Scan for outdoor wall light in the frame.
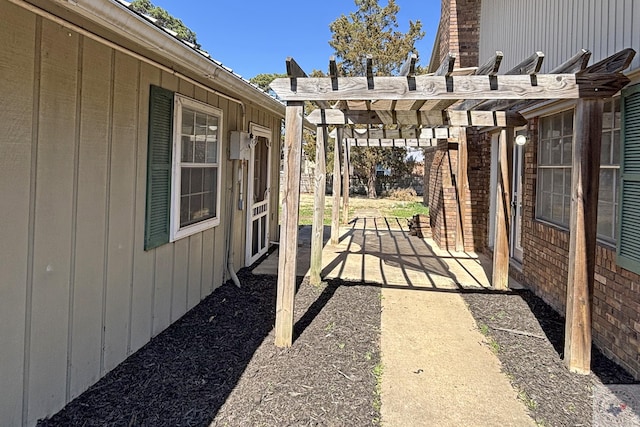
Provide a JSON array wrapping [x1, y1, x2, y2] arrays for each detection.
[[515, 134, 527, 146]]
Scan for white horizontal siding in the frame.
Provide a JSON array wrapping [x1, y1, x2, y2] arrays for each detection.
[[479, 0, 640, 73]]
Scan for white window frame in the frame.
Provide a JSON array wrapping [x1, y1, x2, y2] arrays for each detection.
[[170, 94, 223, 242], [597, 96, 621, 244], [536, 109, 574, 228], [535, 100, 621, 244]]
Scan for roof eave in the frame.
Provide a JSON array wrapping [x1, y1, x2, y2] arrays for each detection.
[[47, 0, 287, 118]]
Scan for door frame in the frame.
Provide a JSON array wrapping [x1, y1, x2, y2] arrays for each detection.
[[510, 128, 526, 263], [245, 123, 272, 266]]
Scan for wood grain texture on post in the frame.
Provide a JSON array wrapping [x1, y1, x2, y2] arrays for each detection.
[[275, 102, 304, 347]]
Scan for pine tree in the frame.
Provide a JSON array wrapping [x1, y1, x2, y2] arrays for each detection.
[[328, 0, 424, 197], [130, 0, 200, 48]]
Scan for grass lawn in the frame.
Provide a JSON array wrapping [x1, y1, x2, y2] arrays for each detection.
[[287, 193, 429, 225]]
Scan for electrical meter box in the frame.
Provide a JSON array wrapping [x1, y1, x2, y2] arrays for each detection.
[[229, 131, 251, 160]]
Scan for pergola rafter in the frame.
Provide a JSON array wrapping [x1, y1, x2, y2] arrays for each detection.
[[270, 48, 636, 376]]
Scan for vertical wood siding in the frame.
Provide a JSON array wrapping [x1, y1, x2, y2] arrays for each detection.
[[0, 2, 34, 425], [0, 3, 282, 425], [479, 0, 640, 73]]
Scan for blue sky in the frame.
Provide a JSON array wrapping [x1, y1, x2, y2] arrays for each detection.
[[148, 0, 441, 79]]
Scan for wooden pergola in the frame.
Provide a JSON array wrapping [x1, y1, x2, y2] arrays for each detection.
[[269, 48, 635, 374]]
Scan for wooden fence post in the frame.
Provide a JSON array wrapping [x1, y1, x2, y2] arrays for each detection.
[[331, 129, 342, 244], [275, 102, 304, 347], [564, 99, 603, 373], [492, 128, 513, 290], [342, 128, 350, 224], [310, 126, 327, 285], [456, 128, 468, 251]]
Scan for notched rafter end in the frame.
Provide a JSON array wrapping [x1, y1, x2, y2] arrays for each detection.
[[505, 51, 544, 76], [476, 51, 503, 76], [580, 48, 636, 74], [400, 52, 418, 77], [329, 56, 339, 91], [435, 52, 457, 77]]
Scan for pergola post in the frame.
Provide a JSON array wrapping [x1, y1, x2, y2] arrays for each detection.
[[564, 99, 604, 373], [330, 128, 342, 244], [342, 129, 350, 224], [275, 101, 304, 347], [310, 125, 327, 286], [456, 127, 469, 251], [492, 128, 513, 290]]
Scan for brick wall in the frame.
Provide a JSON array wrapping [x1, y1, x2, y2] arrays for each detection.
[[430, 0, 640, 376], [428, 130, 487, 252], [514, 118, 640, 379], [467, 129, 491, 251], [437, 0, 481, 67], [429, 140, 457, 249], [454, 0, 481, 67]]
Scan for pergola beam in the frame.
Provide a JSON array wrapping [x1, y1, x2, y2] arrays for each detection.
[[286, 56, 331, 110], [343, 127, 456, 139], [307, 108, 527, 127], [347, 138, 441, 147], [273, 74, 589, 101]]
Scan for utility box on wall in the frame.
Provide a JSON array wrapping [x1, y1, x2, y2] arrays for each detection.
[[229, 131, 251, 160]]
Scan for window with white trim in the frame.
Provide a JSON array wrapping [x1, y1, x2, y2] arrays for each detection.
[[536, 98, 621, 243], [598, 97, 621, 242], [536, 110, 573, 226], [171, 95, 222, 241]]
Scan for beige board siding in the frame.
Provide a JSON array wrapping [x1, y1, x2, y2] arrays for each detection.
[[129, 63, 160, 355], [207, 92, 229, 291], [270, 116, 282, 244], [187, 233, 203, 310], [27, 19, 78, 426], [69, 38, 111, 401], [1, 3, 283, 424], [151, 72, 179, 337], [103, 51, 138, 374], [0, 1, 35, 424], [479, 0, 640, 73]]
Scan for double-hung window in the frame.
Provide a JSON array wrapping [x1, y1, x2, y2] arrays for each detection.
[[598, 97, 621, 242], [536, 99, 620, 243], [171, 95, 222, 241], [144, 86, 222, 250], [536, 110, 574, 226]]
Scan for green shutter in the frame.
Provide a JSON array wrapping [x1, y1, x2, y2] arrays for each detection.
[[617, 83, 640, 273], [144, 85, 174, 250]]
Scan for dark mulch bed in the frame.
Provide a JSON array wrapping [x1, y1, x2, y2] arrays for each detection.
[[38, 271, 381, 427], [462, 289, 638, 427]]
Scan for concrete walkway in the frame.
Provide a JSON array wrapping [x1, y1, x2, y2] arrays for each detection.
[[252, 216, 535, 426]]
